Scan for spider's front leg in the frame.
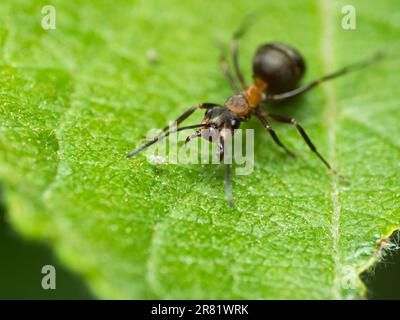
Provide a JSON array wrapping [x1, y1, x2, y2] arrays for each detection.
[[160, 103, 218, 133], [217, 137, 234, 207]]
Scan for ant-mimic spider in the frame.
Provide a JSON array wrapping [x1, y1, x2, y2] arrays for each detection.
[[128, 21, 381, 206]]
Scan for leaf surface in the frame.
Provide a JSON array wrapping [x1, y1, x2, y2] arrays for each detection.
[[0, 0, 399, 299]]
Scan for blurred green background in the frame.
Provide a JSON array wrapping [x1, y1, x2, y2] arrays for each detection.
[[0, 192, 94, 299], [0, 194, 399, 299]]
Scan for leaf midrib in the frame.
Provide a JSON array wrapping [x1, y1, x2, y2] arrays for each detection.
[[318, 0, 343, 299]]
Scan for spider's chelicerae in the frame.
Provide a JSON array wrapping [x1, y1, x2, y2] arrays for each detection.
[[128, 25, 381, 206]]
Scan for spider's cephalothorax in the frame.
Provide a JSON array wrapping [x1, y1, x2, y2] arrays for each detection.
[[224, 77, 266, 118], [128, 25, 380, 205], [201, 106, 241, 140], [183, 106, 241, 159]]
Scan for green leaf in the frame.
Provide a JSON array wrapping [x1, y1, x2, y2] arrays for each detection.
[[0, 0, 399, 299]]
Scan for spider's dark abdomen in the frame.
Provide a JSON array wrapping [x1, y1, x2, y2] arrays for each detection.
[[252, 42, 306, 94]]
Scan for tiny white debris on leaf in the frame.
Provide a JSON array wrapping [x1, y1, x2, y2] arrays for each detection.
[[147, 49, 158, 62], [148, 154, 166, 164]]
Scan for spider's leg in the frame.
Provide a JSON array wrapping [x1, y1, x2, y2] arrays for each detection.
[[161, 103, 218, 133], [266, 52, 384, 101], [217, 137, 234, 206], [184, 130, 201, 147], [225, 163, 233, 207], [255, 110, 296, 158], [230, 34, 248, 89], [267, 112, 344, 178], [219, 51, 241, 93], [127, 124, 209, 158]]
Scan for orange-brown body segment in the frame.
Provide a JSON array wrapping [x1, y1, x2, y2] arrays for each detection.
[[224, 77, 268, 118], [245, 77, 268, 108]]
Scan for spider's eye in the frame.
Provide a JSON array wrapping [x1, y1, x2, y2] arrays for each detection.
[[205, 108, 213, 116], [231, 118, 240, 129]]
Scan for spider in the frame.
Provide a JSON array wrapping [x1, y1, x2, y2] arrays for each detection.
[[127, 26, 381, 206]]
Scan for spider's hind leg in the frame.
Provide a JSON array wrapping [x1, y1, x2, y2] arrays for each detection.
[[267, 112, 347, 181]]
